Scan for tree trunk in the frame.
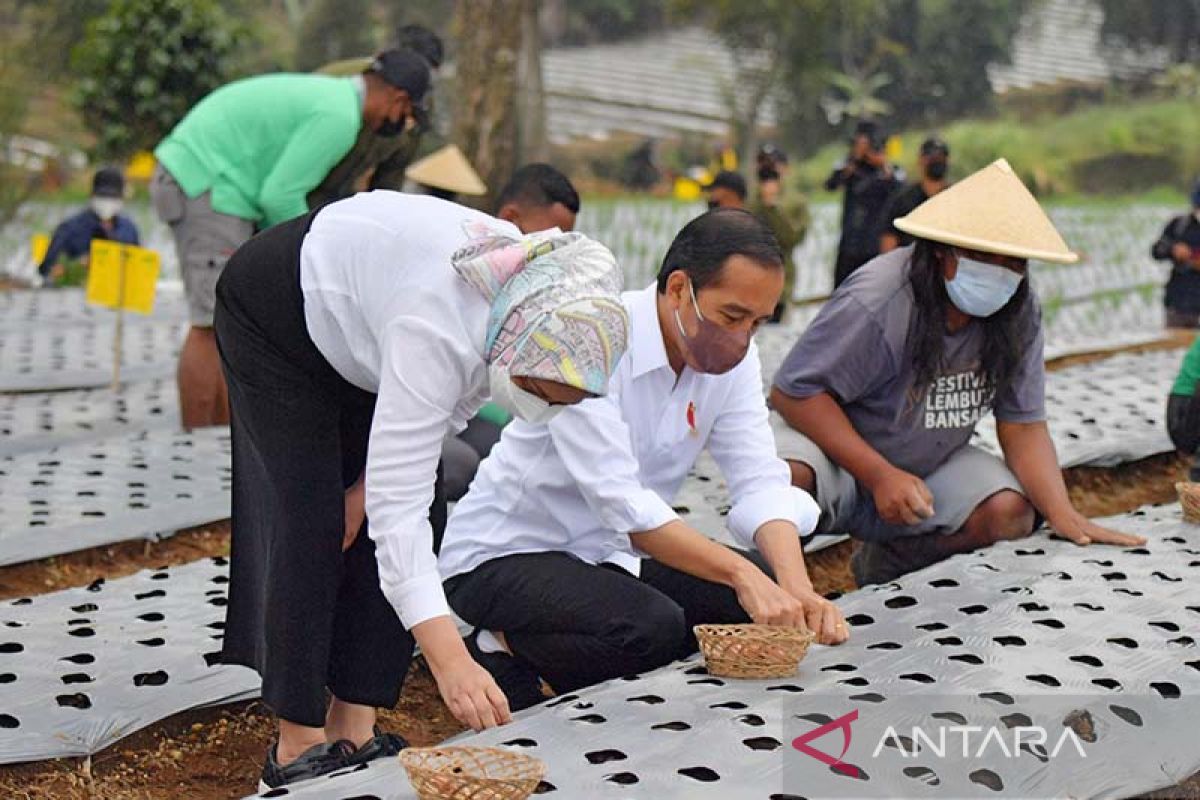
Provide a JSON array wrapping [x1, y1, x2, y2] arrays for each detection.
[[516, 0, 547, 164], [451, 0, 523, 209]]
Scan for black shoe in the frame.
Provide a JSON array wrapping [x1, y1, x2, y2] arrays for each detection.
[[346, 726, 408, 766], [258, 739, 354, 792], [465, 629, 546, 712]]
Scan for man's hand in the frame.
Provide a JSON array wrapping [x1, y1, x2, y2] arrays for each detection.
[[415, 616, 512, 732], [780, 579, 848, 645], [868, 467, 935, 526], [1048, 510, 1146, 547], [1172, 242, 1192, 263], [731, 562, 806, 628], [343, 478, 366, 551]]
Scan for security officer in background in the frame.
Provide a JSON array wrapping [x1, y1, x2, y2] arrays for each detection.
[[824, 120, 902, 287], [309, 24, 444, 210], [753, 144, 808, 322], [880, 136, 951, 253], [1152, 179, 1200, 329]]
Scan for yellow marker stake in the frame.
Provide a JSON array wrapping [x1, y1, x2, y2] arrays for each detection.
[[31, 233, 49, 266], [85, 240, 161, 389]]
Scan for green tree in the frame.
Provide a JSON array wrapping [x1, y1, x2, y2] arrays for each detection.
[[1098, 0, 1200, 65], [0, 1, 38, 226], [72, 0, 243, 159]]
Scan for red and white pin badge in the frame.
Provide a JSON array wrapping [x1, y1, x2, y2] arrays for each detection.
[[686, 401, 698, 435]]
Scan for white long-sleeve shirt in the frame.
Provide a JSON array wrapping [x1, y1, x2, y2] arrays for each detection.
[[300, 191, 520, 629], [438, 283, 820, 580]]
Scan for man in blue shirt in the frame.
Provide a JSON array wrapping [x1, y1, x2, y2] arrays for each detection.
[[37, 167, 140, 283]]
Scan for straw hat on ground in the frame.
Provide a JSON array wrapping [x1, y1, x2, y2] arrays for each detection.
[[406, 144, 488, 196], [894, 158, 1078, 264]]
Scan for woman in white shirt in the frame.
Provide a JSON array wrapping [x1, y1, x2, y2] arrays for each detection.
[[439, 210, 848, 712], [212, 192, 628, 791]]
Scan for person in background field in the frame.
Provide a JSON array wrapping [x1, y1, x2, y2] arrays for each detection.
[[880, 136, 951, 253], [771, 159, 1146, 587], [310, 24, 445, 209], [752, 144, 809, 323], [37, 166, 139, 284], [703, 170, 747, 211], [150, 49, 431, 430], [1151, 179, 1200, 329], [825, 120, 902, 288], [1166, 335, 1200, 481], [439, 210, 848, 713], [440, 163, 583, 501], [214, 190, 629, 791]]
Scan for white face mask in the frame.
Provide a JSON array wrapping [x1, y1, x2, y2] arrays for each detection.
[[943, 254, 1024, 318], [488, 364, 564, 425], [91, 197, 123, 220]]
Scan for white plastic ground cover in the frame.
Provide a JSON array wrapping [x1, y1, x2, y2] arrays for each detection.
[[0, 426, 231, 566], [972, 348, 1180, 468], [0, 378, 179, 456], [260, 503, 1200, 799], [0, 316, 182, 392], [0, 556, 259, 765], [0, 287, 188, 332]]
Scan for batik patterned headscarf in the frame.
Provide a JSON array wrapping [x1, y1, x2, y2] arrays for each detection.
[[451, 225, 629, 396]]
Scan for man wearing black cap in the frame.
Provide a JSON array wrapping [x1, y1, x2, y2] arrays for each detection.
[[879, 136, 952, 253], [309, 24, 445, 209], [704, 170, 748, 210], [1152, 179, 1200, 329], [824, 120, 902, 287], [36, 166, 140, 284], [151, 49, 430, 429]]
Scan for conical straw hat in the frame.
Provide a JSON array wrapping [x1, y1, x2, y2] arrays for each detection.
[[405, 145, 488, 196], [894, 158, 1078, 264]]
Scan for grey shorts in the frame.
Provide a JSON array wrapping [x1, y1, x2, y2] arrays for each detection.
[[150, 165, 254, 327], [774, 422, 1024, 543]]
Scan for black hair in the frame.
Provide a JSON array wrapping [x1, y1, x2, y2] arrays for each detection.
[[495, 163, 581, 214], [656, 209, 783, 293], [398, 24, 444, 68], [906, 239, 1033, 397]]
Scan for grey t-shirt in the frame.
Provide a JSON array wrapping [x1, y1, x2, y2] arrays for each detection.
[[773, 247, 1045, 477]]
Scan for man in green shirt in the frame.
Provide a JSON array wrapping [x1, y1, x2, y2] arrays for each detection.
[[150, 50, 430, 429], [1168, 336, 1200, 480], [308, 24, 445, 210]]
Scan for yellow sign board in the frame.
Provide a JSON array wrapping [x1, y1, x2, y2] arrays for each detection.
[[85, 240, 160, 315], [31, 233, 49, 265]]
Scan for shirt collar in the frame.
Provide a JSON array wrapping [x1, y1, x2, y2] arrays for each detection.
[[350, 75, 366, 110], [627, 283, 672, 379]]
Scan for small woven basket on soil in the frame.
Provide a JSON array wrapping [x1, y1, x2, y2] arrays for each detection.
[[400, 746, 546, 800], [694, 623, 816, 679], [1177, 481, 1200, 523]]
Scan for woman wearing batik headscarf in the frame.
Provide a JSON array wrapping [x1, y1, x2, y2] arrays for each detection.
[[213, 191, 629, 793]]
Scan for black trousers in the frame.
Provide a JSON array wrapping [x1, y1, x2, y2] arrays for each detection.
[[214, 212, 446, 727], [444, 548, 771, 694]]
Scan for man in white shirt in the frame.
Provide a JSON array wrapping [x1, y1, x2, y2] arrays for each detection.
[[439, 209, 849, 710]]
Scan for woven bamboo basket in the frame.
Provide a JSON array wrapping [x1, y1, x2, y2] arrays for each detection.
[[1177, 481, 1200, 523], [400, 746, 546, 800], [694, 623, 816, 679]]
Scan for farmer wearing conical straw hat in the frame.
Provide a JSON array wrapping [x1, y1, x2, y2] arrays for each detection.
[[771, 159, 1147, 586]]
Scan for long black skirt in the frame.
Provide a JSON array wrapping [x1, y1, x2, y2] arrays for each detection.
[[213, 211, 446, 727]]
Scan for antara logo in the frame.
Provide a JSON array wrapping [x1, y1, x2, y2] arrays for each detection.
[[791, 708, 1088, 775]]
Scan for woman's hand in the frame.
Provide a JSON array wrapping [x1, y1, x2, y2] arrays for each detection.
[[343, 477, 366, 551], [413, 616, 512, 732]]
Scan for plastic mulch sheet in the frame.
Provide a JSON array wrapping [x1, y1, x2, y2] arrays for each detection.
[[0, 426, 231, 566], [258, 503, 1200, 799], [0, 557, 259, 765]]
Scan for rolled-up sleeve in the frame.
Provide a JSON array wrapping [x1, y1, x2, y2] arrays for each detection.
[[366, 316, 475, 629], [549, 391, 679, 535], [711, 344, 820, 547]]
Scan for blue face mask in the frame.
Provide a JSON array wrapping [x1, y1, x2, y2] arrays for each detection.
[[943, 254, 1024, 318]]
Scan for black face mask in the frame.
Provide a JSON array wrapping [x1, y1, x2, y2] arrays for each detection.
[[375, 114, 408, 138], [925, 160, 948, 180]]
